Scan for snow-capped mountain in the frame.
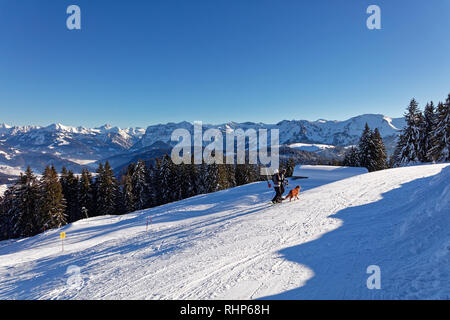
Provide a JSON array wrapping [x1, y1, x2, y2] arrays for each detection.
[[2, 123, 145, 151], [0, 114, 405, 177], [0, 123, 145, 172], [135, 114, 404, 148]]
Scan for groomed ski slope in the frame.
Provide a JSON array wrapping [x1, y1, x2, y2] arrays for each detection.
[[0, 164, 449, 300]]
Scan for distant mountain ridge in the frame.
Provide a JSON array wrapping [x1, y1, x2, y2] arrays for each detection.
[[0, 114, 405, 177], [133, 114, 404, 149]]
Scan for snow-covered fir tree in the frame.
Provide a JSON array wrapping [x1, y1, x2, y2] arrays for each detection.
[[186, 160, 200, 197], [121, 164, 136, 214], [196, 161, 209, 195], [132, 159, 151, 210], [421, 102, 436, 162], [205, 161, 220, 193], [177, 163, 194, 199], [358, 123, 374, 171], [225, 163, 237, 189], [370, 128, 387, 171], [159, 154, 179, 204], [11, 167, 40, 238], [151, 158, 164, 206], [60, 168, 81, 223], [428, 96, 450, 162], [39, 165, 67, 231], [343, 146, 360, 167], [79, 168, 94, 218], [95, 161, 120, 215], [284, 158, 296, 177], [0, 187, 15, 240], [345, 125, 386, 171], [395, 99, 424, 166]]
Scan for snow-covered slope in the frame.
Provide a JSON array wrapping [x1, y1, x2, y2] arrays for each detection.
[[293, 165, 369, 188], [0, 184, 7, 197], [289, 143, 338, 152], [1, 163, 449, 300]]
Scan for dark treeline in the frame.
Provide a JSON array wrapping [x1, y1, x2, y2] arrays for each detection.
[[342, 124, 387, 172], [343, 93, 450, 171], [393, 94, 450, 166], [0, 155, 296, 240]]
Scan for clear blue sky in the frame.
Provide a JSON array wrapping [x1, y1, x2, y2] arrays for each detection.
[[0, 0, 449, 128]]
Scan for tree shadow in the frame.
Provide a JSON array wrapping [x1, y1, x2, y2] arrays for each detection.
[[261, 166, 450, 300]]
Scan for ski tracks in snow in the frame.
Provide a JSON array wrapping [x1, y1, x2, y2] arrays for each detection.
[[1, 164, 449, 299]]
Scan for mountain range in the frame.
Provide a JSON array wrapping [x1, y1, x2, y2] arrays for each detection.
[[0, 114, 405, 181]]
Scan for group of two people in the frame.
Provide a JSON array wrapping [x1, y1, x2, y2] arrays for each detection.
[[271, 168, 288, 204]]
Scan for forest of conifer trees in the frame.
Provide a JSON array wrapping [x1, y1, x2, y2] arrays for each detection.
[[1, 94, 448, 241], [343, 93, 449, 171], [342, 123, 388, 172], [393, 94, 450, 166], [0, 155, 296, 240]]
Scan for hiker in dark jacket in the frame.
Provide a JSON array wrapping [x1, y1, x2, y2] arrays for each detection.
[[271, 169, 287, 203]]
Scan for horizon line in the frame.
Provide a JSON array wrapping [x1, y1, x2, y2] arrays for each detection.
[[1, 113, 404, 130]]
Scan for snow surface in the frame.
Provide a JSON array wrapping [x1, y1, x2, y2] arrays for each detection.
[[0, 150, 12, 160], [0, 184, 7, 197], [288, 143, 336, 152], [0, 165, 23, 176], [293, 165, 368, 184], [65, 159, 98, 167], [0, 164, 449, 300]]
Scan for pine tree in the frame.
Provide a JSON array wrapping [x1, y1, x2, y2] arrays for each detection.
[[9, 167, 40, 238], [225, 163, 236, 188], [428, 96, 450, 161], [0, 186, 17, 240], [421, 102, 436, 162], [79, 169, 94, 218], [159, 154, 178, 203], [61, 169, 81, 223], [121, 170, 136, 213], [60, 167, 69, 192], [151, 158, 164, 205], [92, 163, 103, 216], [358, 123, 374, 171], [216, 163, 230, 191], [95, 161, 120, 215], [248, 163, 259, 183], [197, 162, 209, 194], [392, 133, 406, 167], [343, 146, 360, 167], [205, 162, 220, 192], [234, 163, 247, 186], [395, 99, 424, 166], [146, 163, 157, 207], [132, 160, 151, 210], [39, 165, 67, 231], [187, 160, 200, 197], [285, 158, 296, 177], [177, 163, 194, 199], [371, 128, 387, 171]]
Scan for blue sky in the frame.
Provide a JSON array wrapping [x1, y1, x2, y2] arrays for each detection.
[[0, 0, 449, 128]]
